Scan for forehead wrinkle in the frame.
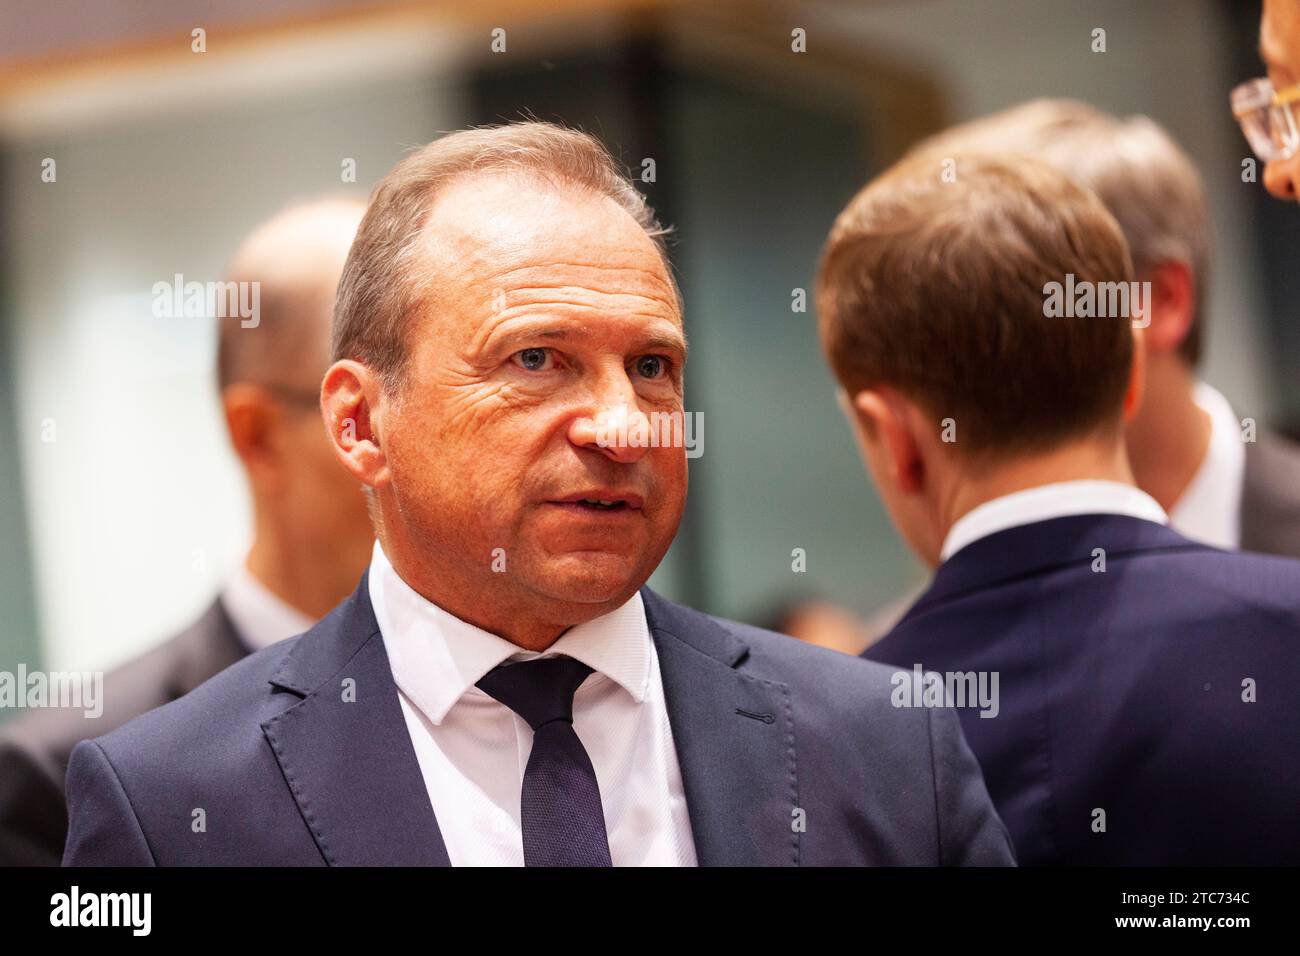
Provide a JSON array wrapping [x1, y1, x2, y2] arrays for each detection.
[[499, 288, 679, 320], [466, 256, 681, 356], [486, 258, 677, 304], [426, 250, 678, 337]]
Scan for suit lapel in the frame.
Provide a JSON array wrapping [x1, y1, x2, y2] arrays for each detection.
[[261, 574, 451, 866], [642, 589, 800, 866], [257, 577, 801, 866]]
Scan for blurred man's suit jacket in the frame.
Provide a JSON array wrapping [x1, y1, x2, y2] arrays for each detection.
[[62, 577, 1015, 866], [862, 427, 1300, 646], [0, 601, 245, 865], [1242, 429, 1300, 558], [864, 511, 1300, 865]]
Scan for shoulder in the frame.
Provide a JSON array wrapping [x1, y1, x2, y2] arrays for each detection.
[[0, 600, 244, 771], [87, 634, 303, 777], [1243, 430, 1300, 554], [642, 589, 913, 718], [1246, 427, 1300, 486], [1129, 543, 1300, 621]]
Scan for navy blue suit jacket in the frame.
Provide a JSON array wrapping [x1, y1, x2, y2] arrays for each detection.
[[864, 514, 1300, 865], [63, 578, 1014, 866]]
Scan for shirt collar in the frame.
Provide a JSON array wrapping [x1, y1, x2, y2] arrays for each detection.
[[1167, 382, 1245, 550], [368, 541, 651, 726], [940, 479, 1168, 563], [219, 561, 315, 653]]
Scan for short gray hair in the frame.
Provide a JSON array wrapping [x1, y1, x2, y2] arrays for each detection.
[[332, 121, 677, 388]]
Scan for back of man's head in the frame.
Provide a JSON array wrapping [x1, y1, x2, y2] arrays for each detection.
[[906, 99, 1209, 365], [817, 152, 1136, 461], [219, 196, 366, 394], [215, 196, 375, 619]]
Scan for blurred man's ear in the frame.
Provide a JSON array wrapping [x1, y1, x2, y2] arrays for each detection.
[[850, 387, 926, 495], [1141, 261, 1196, 356], [321, 360, 391, 490], [1123, 324, 1148, 425], [223, 384, 287, 492]]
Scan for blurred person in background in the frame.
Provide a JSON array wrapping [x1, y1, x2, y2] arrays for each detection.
[[762, 597, 872, 656], [909, 99, 1300, 557], [1246, 0, 1300, 200], [0, 197, 375, 866], [818, 153, 1300, 864], [858, 97, 1300, 650]]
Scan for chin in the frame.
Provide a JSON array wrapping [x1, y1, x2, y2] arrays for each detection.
[[533, 551, 645, 606]]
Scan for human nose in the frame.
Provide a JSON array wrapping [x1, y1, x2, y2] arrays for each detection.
[[566, 371, 652, 464]]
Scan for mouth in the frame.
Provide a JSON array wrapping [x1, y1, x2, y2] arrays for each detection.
[[548, 490, 645, 513]]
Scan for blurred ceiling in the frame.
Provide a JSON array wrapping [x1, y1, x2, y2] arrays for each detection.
[[0, 0, 686, 93]]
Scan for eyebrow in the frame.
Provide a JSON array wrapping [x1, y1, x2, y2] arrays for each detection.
[[492, 325, 689, 362]]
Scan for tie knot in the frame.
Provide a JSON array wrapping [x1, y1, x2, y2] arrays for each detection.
[[476, 657, 594, 730]]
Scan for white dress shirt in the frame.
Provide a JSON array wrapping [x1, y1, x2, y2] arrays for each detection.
[[940, 480, 1169, 563], [1168, 382, 1245, 550], [368, 542, 697, 867], [220, 561, 314, 652]]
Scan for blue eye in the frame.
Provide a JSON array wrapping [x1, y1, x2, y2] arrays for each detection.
[[513, 348, 552, 371], [634, 355, 666, 379]]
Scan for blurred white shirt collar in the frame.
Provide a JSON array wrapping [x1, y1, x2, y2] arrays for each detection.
[[1168, 382, 1244, 550], [220, 561, 314, 653]]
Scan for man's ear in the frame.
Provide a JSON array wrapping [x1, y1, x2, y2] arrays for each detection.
[[1140, 261, 1195, 356], [321, 360, 391, 489], [222, 384, 285, 491], [850, 387, 925, 495], [1123, 323, 1148, 424]]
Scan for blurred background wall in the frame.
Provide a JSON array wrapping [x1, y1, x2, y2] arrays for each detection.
[[0, 0, 1292, 696]]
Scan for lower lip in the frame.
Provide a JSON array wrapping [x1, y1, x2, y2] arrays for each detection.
[[545, 502, 642, 519]]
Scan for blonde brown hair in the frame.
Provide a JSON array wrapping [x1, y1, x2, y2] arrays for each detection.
[[817, 153, 1136, 458]]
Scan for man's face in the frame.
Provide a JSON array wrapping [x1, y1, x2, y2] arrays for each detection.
[[1262, 0, 1300, 199], [377, 173, 687, 620]]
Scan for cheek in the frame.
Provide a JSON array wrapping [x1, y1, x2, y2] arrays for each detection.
[[1264, 156, 1300, 197], [384, 405, 456, 499], [386, 400, 555, 511], [857, 434, 890, 489], [652, 447, 688, 502]]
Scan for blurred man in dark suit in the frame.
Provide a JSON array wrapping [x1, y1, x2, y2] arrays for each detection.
[[909, 99, 1300, 558], [62, 122, 1012, 867], [817, 153, 1300, 864], [0, 198, 375, 865]]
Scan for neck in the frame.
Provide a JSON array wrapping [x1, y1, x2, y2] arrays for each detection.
[[377, 527, 597, 652], [1125, 359, 1209, 513], [245, 505, 362, 620], [930, 431, 1135, 565]]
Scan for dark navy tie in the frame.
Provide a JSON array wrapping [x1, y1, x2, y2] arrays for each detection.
[[476, 657, 613, 867]]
